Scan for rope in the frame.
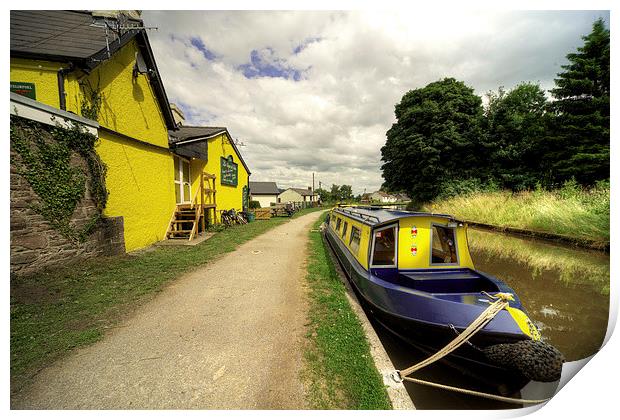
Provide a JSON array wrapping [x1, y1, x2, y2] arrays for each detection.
[[402, 376, 549, 405], [400, 295, 510, 377], [397, 293, 550, 405]]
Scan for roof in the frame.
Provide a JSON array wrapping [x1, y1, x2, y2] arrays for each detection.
[[10, 10, 176, 129], [282, 188, 317, 197], [333, 206, 458, 227], [168, 126, 227, 143], [168, 125, 251, 175], [249, 182, 280, 195]]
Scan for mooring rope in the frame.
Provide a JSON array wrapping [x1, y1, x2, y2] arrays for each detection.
[[400, 294, 511, 377], [402, 376, 549, 405], [397, 293, 551, 405]]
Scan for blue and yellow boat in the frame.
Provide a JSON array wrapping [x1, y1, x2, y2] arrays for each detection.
[[324, 205, 563, 389]]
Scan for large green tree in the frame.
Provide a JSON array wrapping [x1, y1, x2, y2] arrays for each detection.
[[484, 83, 548, 190], [546, 18, 610, 185], [381, 78, 485, 202]]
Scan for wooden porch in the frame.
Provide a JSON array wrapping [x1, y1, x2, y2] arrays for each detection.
[[165, 172, 217, 241]]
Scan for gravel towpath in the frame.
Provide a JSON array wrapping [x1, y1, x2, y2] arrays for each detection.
[[13, 210, 324, 409]]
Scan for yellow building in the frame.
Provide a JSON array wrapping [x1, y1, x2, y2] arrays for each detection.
[[10, 10, 250, 251]]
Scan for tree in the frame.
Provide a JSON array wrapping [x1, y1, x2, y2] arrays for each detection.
[[314, 187, 330, 203], [339, 185, 353, 201], [546, 18, 610, 185], [330, 184, 341, 201], [484, 83, 548, 190], [381, 78, 485, 203]]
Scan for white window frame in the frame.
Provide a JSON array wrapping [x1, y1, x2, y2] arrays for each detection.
[[429, 222, 460, 266], [174, 155, 192, 204], [369, 223, 399, 268]]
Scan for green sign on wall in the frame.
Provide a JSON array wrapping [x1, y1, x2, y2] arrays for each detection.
[[221, 155, 238, 187], [10, 81, 36, 100]]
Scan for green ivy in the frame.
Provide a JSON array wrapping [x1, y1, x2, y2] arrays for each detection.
[[10, 115, 108, 243]]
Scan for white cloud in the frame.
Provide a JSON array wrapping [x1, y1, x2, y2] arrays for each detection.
[[143, 10, 608, 194]]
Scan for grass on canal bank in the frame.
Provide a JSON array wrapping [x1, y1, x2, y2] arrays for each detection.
[[10, 206, 323, 394], [425, 181, 609, 247], [302, 214, 391, 409]]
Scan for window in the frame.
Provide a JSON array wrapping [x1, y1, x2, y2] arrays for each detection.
[[335, 217, 341, 232], [431, 224, 458, 264], [341, 221, 348, 239], [371, 225, 397, 266], [349, 226, 361, 254]]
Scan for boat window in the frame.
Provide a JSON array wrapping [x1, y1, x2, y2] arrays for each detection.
[[371, 225, 397, 266], [335, 217, 341, 232], [349, 226, 361, 254], [431, 225, 458, 264], [341, 222, 348, 239]]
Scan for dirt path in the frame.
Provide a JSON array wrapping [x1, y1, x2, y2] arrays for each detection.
[[13, 211, 324, 409]]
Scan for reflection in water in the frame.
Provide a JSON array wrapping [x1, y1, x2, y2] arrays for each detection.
[[468, 228, 609, 361], [370, 228, 609, 409]]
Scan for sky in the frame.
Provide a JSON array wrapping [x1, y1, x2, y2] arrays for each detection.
[[143, 10, 609, 195]]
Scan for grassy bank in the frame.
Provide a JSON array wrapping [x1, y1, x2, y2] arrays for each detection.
[[302, 214, 391, 409], [425, 182, 609, 246], [10, 207, 322, 393]]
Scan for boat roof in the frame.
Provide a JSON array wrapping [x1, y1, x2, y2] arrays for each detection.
[[332, 206, 459, 227]]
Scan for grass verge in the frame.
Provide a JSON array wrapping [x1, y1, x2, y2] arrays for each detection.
[[302, 213, 391, 409], [10, 206, 322, 394], [425, 182, 609, 246]]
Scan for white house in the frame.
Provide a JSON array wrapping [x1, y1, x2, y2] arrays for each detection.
[[278, 187, 318, 204], [370, 191, 398, 203], [249, 181, 280, 208]]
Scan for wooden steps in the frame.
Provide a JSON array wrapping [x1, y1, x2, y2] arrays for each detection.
[[165, 172, 218, 241]]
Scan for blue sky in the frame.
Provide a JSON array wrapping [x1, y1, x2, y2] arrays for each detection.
[[144, 10, 609, 194]]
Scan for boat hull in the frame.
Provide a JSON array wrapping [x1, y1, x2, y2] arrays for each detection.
[[324, 225, 531, 390]]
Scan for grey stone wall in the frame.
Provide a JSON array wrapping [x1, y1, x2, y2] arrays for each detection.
[[10, 149, 126, 276]]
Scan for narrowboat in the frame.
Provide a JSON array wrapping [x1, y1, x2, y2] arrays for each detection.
[[323, 206, 563, 391]]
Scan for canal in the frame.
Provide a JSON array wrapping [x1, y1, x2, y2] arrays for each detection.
[[370, 227, 610, 409]]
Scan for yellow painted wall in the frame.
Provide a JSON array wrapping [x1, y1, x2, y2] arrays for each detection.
[[96, 131, 176, 251], [10, 58, 66, 108], [63, 40, 169, 148], [397, 216, 474, 270], [204, 133, 249, 222], [329, 210, 371, 269]]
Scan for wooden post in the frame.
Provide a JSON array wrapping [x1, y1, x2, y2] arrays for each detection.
[[200, 173, 205, 232]]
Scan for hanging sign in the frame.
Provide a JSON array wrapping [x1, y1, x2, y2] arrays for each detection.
[[221, 155, 238, 186], [10, 81, 36, 100]]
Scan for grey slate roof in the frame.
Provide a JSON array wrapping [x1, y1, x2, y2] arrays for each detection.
[[250, 182, 280, 195], [283, 188, 317, 197], [11, 10, 136, 61], [10, 10, 176, 130], [168, 126, 227, 143], [169, 125, 251, 175]]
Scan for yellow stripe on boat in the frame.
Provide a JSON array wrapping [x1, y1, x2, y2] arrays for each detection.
[[506, 307, 541, 341]]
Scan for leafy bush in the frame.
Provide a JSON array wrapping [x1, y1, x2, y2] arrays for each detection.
[[249, 200, 261, 209]]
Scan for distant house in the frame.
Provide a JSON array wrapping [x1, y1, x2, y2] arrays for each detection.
[[370, 191, 398, 203], [279, 187, 318, 204], [395, 193, 411, 202], [249, 181, 280, 208]]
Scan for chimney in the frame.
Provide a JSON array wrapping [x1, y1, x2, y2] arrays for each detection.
[[169, 103, 185, 127]]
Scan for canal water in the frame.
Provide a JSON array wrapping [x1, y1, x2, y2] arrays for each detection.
[[370, 228, 610, 409]]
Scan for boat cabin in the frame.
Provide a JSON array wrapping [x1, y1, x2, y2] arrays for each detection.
[[328, 206, 475, 272]]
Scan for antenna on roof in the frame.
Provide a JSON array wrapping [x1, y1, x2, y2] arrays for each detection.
[[233, 138, 246, 147]]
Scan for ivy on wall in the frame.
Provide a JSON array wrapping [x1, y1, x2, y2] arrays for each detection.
[[10, 115, 108, 243]]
